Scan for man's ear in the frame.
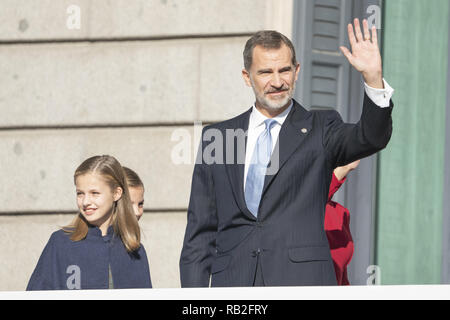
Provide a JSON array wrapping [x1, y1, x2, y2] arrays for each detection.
[[242, 68, 252, 87], [294, 63, 300, 81], [113, 187, 123, 202]]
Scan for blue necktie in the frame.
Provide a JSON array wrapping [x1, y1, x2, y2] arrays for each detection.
[[245, 119, 278, 217]]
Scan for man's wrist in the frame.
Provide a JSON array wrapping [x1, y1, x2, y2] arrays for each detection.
[[363, 71, 384, 89]]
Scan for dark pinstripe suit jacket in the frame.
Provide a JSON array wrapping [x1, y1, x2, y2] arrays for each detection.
[[180, 94, 393, 287]]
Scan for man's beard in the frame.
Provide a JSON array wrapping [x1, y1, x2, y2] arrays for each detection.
[[251, 78, 296, 112]]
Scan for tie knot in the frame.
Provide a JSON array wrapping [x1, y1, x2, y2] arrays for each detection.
[[264, 119, 278, 131]]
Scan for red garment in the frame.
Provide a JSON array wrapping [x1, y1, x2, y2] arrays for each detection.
[[325, 173, 354, 285]]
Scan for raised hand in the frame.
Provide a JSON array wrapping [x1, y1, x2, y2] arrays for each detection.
[[340, 18, 384, 89]]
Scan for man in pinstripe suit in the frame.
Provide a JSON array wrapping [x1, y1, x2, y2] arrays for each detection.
[[180, 19, 394, 287]]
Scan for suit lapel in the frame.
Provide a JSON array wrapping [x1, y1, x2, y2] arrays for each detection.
[[224, 101, 312, 220], [224, 108, 256, 220], [261, 100, 313, 197]]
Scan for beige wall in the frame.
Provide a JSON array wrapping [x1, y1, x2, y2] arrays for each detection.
[[0, 0, 293, 290]]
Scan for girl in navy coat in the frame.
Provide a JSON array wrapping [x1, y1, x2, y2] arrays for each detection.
[[27, 155, 152, 290]]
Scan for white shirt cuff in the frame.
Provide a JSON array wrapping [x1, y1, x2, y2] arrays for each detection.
[[364, 79, 394, 108]]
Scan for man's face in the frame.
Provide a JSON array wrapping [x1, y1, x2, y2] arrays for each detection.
[[243, 44, 300, 112]]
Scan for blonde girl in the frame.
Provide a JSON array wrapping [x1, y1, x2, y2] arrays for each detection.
[[27, 155, 152, 290]]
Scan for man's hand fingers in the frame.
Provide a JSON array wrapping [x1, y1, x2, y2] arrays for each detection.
[[354, 18, 364, 42], [340, 46, 353, 63], [347, 23, 357, 47], [371, 25, 378, 45], [363, 19, 371, 41]]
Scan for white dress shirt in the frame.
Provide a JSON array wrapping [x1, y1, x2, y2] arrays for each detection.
[[243, 79, 395, 189]]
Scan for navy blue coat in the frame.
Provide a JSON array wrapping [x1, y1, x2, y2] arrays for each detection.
[[27, 226, 152, 290], [180, 95, 393, 287]]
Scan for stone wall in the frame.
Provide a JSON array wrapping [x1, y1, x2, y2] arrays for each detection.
[[0, 0, 293, 290]]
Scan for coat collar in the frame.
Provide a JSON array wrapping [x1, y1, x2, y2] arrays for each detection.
[[86, 225, 115, 241]]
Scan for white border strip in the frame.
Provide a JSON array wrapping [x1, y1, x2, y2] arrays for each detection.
[[1, 285, 450, 300]]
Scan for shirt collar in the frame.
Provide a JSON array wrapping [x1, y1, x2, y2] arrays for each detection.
[[249, 100, 293, 130]]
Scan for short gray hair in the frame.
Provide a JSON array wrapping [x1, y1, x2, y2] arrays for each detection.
[[243, 30, 297, 71]]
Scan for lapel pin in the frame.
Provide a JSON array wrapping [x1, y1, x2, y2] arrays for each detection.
[[301, 128, 308, 134]]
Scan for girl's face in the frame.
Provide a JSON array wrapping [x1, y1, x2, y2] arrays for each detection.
[[75, 173, 122, 230], [129, 186, 144, 220]]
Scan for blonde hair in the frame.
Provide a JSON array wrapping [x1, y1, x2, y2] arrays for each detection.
[[63, 155, 141, 252], [123, 166, 144, 189]]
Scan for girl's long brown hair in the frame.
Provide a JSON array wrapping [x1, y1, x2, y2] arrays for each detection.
[[123, 166, 144, 189], [63, 155, 141, 252]]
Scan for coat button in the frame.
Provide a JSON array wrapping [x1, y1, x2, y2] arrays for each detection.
[[252, 249, 261, 257]]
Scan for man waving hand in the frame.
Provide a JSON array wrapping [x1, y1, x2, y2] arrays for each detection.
[[180, 19, 394, 287]]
